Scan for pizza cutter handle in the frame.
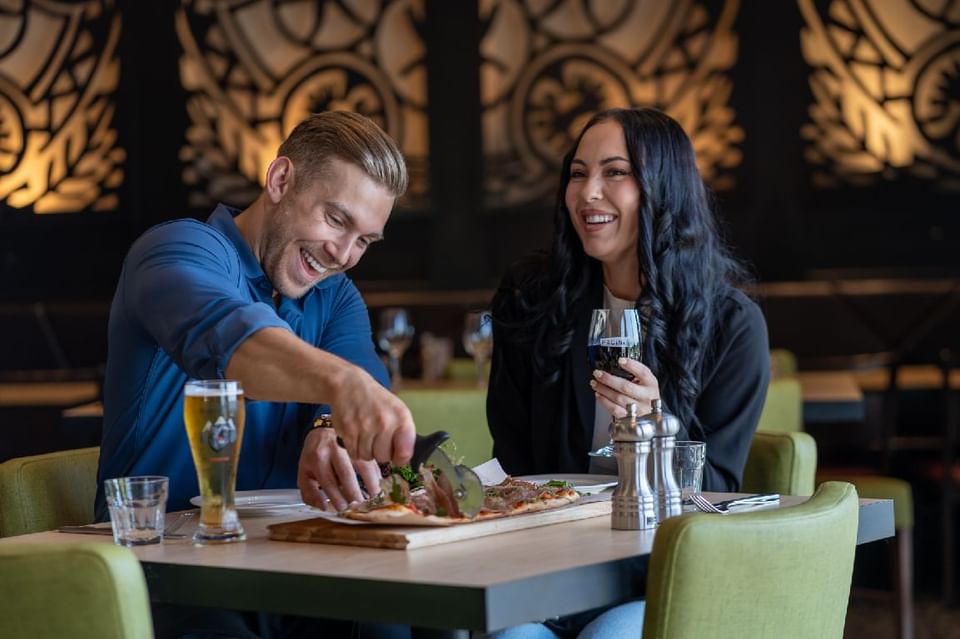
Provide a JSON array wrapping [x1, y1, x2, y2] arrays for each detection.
[[410, 431, 450, 471]]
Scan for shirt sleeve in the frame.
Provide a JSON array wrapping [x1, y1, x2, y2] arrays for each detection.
[[119, 220, 290, 380], [318, 277, 390, 389], [694, 292, 771, 492]]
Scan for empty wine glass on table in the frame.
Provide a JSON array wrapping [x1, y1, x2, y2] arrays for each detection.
[[462, 310, 493, 387], [587, 307, 643, 458], [377, 308, 415, 387]]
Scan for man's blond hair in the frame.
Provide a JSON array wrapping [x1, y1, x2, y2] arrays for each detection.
[[278, 111, 408, 197]]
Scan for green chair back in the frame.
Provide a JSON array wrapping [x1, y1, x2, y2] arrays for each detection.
[[818, 473, 913, 530], [446, 357, 490, 382], [643, 481, 859, 639], [0, 447, 100, 537], [756, 377, 803, 433], [770, 348, 799, 378], [397, 388, 492, 467], [742, 431, 818, 496], [0, 542, 153, 638]]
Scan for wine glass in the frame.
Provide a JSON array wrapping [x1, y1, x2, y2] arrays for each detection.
[[587, 308, 643, 458], [377, 308, 415, 387], [462, 310, 493, 387]]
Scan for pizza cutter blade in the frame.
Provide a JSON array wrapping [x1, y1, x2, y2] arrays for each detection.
[[410, 431, 485, 517]]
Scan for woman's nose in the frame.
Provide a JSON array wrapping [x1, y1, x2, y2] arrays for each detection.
[[584, 174, 603, 202]]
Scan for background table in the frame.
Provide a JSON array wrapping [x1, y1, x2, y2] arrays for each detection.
[[796, 371, 864, 423]]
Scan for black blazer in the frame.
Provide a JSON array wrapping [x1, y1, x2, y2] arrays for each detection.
[[487, 260, 770, 491]]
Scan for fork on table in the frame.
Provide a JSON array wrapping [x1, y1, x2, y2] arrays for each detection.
[[689, 493, 781, 514], [58, 511, 195, 538]]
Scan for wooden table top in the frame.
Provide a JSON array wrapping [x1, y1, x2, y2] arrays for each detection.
[[851, 365, 960, 393], [795, 371, 864, 403], [0, 381, 99, 407], [0, 493, 892, 635]]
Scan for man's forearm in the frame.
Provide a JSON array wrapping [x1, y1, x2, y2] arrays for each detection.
[[225, 326, 354, 403]]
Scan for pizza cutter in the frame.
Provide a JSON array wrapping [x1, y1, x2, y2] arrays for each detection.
[[410, 431, 485, 517]]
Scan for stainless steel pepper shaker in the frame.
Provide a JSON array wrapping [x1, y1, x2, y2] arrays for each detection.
[[611, 403, 657, 530], [648, 398, 683, 521]]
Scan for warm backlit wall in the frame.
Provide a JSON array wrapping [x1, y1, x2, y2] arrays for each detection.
[[0, 0, 123, 213], [800, 0, 960, 190], [0, 1, 958, 300]]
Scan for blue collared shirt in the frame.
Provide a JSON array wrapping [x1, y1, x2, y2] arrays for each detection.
[[95, 204, 388, 517]]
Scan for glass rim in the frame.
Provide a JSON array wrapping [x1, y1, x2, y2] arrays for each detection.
[[104, 475, 169, 486], [184, 379, 243, 395]]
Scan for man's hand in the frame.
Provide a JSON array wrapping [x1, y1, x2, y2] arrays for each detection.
[[297, 428, 383, 511], [328, 367, 416, 465]]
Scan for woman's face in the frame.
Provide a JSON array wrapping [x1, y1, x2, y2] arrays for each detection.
[[564, 119, 641, 267]]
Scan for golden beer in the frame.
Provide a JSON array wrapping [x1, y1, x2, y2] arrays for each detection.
[[184, 380, 246, 544]]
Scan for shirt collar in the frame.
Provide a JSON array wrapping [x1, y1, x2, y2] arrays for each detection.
[[208, 204, 264, 282]]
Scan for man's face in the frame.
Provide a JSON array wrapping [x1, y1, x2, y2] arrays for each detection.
[[261, 158, 394, 299]]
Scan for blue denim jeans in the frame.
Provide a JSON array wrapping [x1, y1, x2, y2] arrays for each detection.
[[479, 600, 646, 639]]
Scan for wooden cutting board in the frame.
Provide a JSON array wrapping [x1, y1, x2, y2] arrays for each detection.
[[267, 497, 612, 550]]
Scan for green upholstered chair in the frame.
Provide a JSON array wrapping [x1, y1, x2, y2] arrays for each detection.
[[762, 350, 914, 639], [642, 481, 859, 639], [817, 473, 914, 639], [770, 348, 799, 378], [0, 542, 153, 638], [446, 357, 490, 382], [742, 431, 818, 496], [396, 388, 493, 467], [756, 377, 803, 433], [0, 447, 100, 537]]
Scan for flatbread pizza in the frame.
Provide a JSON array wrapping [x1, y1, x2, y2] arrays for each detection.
[[341, 471, 581, 527]]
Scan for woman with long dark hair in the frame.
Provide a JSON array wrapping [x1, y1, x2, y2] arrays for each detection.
[[485, 108, 770, 637]]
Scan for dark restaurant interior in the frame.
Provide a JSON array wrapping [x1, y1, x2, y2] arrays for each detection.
[[2, 1, 960, 637]]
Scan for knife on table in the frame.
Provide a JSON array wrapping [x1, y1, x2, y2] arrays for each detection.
[[409, 431, 485, 517], [712, 493, 780, 512]]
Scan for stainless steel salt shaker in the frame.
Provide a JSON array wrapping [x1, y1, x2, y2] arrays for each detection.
[[611, 403, 657, 530], [648, 398, 683, 521]]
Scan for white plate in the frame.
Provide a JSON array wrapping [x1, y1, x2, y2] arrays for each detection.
[[189, 489, 307, 517], [517, 473, 618, 495]]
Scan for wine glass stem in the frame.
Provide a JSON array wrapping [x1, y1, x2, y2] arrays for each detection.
[[475, 357, 485, 388], [389, 355, 402, 387]]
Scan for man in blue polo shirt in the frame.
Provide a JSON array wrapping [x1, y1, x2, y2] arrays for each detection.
[[96, 111, 416, 638]]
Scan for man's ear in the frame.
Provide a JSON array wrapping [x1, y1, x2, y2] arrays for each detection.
[[265, 157, 295, 203]]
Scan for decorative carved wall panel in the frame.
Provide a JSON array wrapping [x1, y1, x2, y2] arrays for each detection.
[[177, 0, 429, 210], [479, 0, 742, 207], [0, 0, 123, 214], [800, 0, 960, 189]]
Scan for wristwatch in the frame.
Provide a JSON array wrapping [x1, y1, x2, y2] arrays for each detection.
[[313, 413, 334, 430]]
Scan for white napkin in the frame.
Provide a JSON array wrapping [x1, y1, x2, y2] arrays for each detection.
[[471, 458, 508, 486]]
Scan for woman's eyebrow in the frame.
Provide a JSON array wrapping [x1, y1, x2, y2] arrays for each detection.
[[569, 156, 631, 166]]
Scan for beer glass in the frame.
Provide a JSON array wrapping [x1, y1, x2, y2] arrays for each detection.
[[183, 379, 246, 544]]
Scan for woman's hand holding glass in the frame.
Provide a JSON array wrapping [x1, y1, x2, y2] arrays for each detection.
[[591, 359, 661, 419]]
